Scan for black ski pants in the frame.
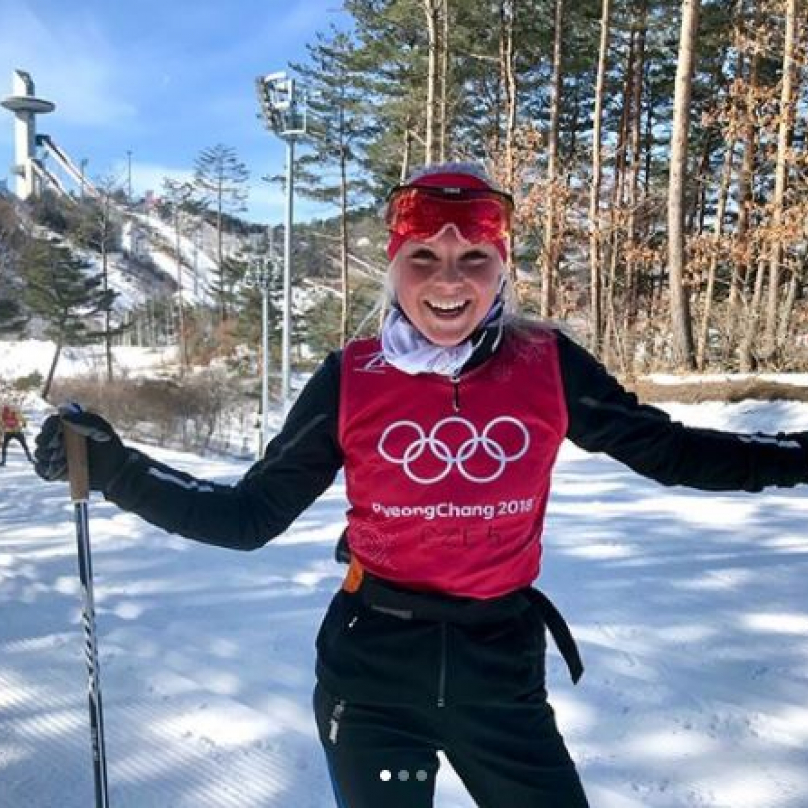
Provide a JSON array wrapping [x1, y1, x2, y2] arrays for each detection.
[[314, 585, 589, 807], [0, 431, 33, 464], [314, 682, 589, 808]]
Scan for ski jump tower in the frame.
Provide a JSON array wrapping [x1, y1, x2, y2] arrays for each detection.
[[1, 69, 55, 200]]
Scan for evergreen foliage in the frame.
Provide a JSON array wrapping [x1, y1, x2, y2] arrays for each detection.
[[194, 144, 250, 321], [22, 239, 118, 398]]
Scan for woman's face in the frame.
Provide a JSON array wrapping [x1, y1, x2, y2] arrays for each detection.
[[392, 225, 505, 347]]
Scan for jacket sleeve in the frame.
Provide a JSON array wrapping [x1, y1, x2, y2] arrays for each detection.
[[556, 331, 808, 491], [104, 351, 344, 549]]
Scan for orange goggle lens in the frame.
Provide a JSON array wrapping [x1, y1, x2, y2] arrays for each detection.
[[385, 185, 514, 245]]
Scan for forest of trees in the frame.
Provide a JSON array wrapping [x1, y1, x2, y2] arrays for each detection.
[[2, 0, 806, 385], [293, 0, 808, 374]]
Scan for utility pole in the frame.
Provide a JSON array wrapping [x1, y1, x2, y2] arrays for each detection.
[[126, 149, 132, 204], [246, 252, 274, 457]]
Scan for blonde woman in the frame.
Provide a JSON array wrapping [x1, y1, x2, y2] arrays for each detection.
[[35, 163, 808, 807]]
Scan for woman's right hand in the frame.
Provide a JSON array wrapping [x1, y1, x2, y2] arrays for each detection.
[[34, 409, 130, 492]]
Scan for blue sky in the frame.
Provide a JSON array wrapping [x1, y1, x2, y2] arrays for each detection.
[[0, 0, 352, 224]]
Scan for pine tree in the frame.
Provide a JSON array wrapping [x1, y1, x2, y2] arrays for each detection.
[[0, 198, 28, 336], [346, 0, 431, 186], [22, 240, 117, 400], [294, 28, 375, 345], [193, 144, 250, 321], [70, 176, 123, 382], [162, 177, 200, 372]]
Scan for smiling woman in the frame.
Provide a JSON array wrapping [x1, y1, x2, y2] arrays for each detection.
[[380, 164, 513, 371], [31, 160, 808, 808], [391, 229, 504, 348]]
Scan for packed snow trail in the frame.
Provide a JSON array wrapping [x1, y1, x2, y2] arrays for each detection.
[[1, 401, 808, 807]]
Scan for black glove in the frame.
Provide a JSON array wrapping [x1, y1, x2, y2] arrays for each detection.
[[34, 408, 129, 492]]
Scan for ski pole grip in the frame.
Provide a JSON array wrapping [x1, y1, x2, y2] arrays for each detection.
[[63, 423, 90, 502]]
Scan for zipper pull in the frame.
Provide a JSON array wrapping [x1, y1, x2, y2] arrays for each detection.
[[451, 372, 460, 412]]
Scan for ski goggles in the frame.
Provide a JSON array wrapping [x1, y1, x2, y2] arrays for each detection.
[[385, 184, 514, 258]]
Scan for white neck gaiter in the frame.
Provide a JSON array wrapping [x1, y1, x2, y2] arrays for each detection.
[[380, 286, 505, 377], [381, 307, 473, 377]]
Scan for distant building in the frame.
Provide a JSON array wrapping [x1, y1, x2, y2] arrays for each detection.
[[1, 70, 55, 200]]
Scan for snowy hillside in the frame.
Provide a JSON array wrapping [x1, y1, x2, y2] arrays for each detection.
[[0, 340, 180, 382], [1, 396, 807, 808], [122, 211, 221, 306]]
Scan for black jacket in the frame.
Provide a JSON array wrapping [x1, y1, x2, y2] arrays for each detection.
[[104, 329, 808, 550]]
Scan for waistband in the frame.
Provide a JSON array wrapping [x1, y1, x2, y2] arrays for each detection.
[[354, 571, 584, 685]]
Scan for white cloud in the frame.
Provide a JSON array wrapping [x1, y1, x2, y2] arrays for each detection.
[[0, 2, 137, 128]]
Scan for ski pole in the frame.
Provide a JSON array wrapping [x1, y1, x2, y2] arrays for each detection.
[[63, 418, 111, 808]]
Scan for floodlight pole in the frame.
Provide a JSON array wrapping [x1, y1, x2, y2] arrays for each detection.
[[260, 256, 272, 456], [282, 137, 294, 411], [261, 270, 270, 453], [255, 70, 306, 415]]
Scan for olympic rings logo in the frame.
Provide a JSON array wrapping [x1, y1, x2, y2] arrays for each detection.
[[377, 416, 530, 484]]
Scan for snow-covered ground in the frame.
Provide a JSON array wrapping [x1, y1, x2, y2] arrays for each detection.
[[2, 344, 808, 807], [0, 340, 180, 382], [2, 400, 808, 808], [649, 372, 808, 388]]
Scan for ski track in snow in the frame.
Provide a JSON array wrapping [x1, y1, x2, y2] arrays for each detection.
[[1, 401, 808, 807]]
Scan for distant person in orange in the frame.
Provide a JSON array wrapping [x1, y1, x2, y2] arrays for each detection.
[[1, 403, 34, 465]]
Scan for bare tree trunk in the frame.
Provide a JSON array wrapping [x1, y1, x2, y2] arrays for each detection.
[[439, 0, 449, 163], [643, 72, 654, 196], [423, 0, 440, 164], [541, 0, 564, 318], [589, 0, 612, 354], [625, 0, 648, 372], [499, 0, 518, 282], [339, 141, 350, 347], [216, 187, 225, 322], [401, 116, 414, 181], [689, 137, 713, 235], [603, 36, 635, 369], [733, 27, 759, 367], [778, 254, 799, 350], [101, 200, 113, 382], [175, 213, 187, 374], [503, 0, 517, 193], [42, 339, 62, 402], [667, 0, 700, 370], [696, 138, 735, 369], [495, 0, 505, 156], [762, 0, 797, 357], [740, 255, 768, 371]]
